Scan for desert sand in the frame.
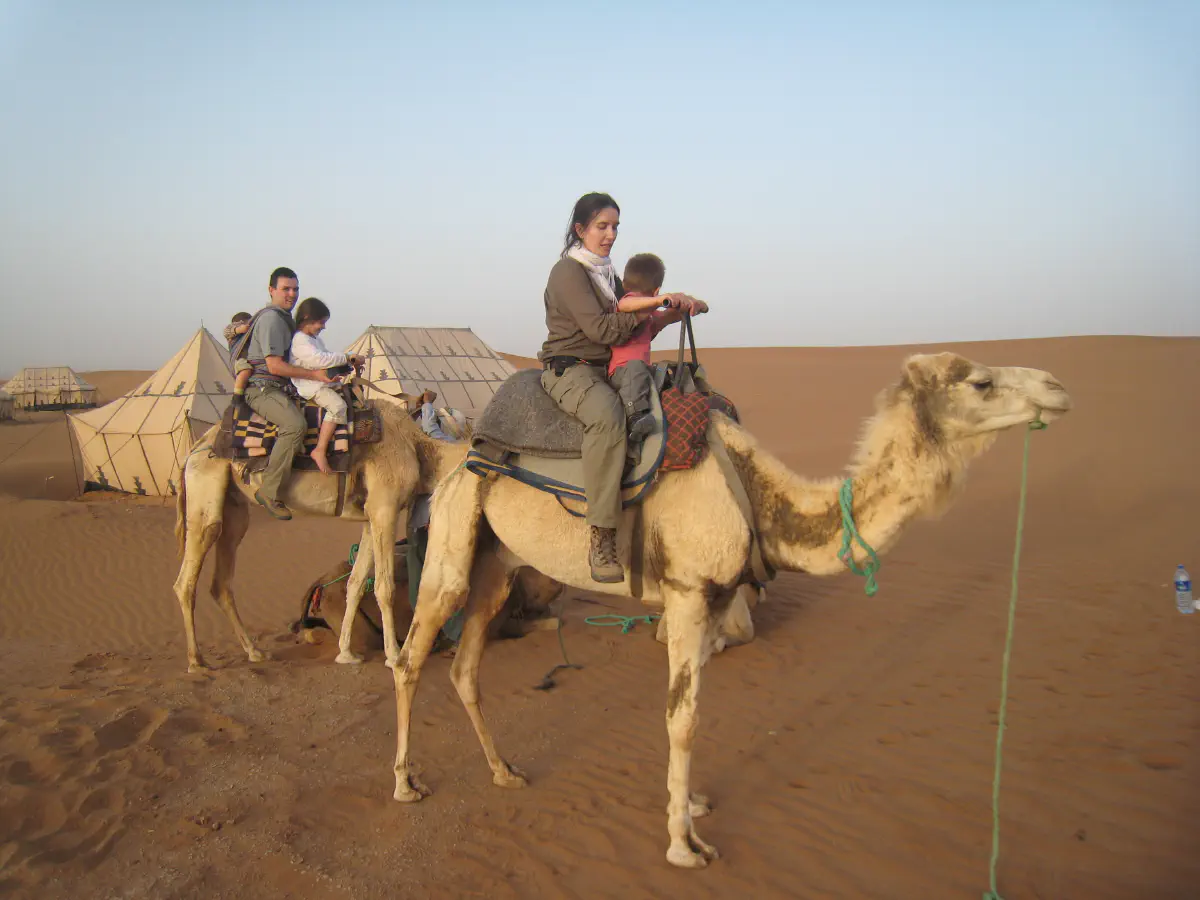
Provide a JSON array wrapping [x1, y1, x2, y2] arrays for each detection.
[[0, 337, 1197, 899]]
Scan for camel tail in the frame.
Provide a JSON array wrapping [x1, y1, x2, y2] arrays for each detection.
[[175, 471, 187, 559]]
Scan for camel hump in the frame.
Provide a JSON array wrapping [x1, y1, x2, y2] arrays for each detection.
[[473, 369, 588, 458]]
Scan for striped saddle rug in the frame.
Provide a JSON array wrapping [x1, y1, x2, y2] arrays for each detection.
[[212, 397, 382, 474]]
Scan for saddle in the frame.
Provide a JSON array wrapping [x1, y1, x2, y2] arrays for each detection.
[[467, 315, 740, 517], [210, 380, 384, 475]]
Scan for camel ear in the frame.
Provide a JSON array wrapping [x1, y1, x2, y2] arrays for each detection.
[[904, 352, 971, 391], [903, 354, 937, 391]]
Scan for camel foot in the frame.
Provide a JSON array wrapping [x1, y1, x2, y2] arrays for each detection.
[[689, 793, 712, 818], [492, 762, 528, 790], [393, 772, 431, 803], [247, 648, 268, 663], [666, 829, 720, 869], [335, 650, 364, 665], [187, 661, 212, 675]]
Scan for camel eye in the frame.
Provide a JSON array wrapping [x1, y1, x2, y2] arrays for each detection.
[[972, 380, 993, 391]]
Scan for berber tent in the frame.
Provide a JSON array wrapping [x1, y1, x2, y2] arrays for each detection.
[[1, 366, 96, 410], [69, 327, 234, 496], [344, 325, 516, 419]]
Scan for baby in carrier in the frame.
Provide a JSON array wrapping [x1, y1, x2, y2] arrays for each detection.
[[224, 312, 253, 402]]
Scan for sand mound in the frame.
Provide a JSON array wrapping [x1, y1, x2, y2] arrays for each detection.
[[498, 351, 539, 370], [0, 337, 1197, 899]]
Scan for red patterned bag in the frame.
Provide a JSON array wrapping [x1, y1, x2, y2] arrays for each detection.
[[661, 386, 712, 470], [658, 315, 731, 471]]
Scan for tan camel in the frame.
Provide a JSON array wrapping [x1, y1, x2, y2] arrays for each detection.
[[171, 395, 467, 674], [385, 352, 1072, 869]]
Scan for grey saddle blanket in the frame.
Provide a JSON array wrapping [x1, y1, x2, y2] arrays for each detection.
[[473, 368, 591, 459]]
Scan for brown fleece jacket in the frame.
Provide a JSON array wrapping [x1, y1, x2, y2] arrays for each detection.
[[538, 257, 640, 364]]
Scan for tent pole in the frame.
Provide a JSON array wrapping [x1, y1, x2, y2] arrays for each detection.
[[64, 408, 84, 499]]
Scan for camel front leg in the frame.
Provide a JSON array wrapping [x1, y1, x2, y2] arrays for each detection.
[[392, 469, 482, 803], [450, 551, 526, 789], [209, 491, 265, 664], [336, 524, 375, 665], [661, 586, 720, 868]]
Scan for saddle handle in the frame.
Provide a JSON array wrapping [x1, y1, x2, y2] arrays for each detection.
[[676, 312, 699, 371]]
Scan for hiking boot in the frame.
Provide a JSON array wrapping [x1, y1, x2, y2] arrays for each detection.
[[254, 491, 293, 521], [589, 526, 624, 583], [628, 412, 656, 442]]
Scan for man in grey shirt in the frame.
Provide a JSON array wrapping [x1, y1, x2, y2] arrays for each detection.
[[239, 266, 335, 520]]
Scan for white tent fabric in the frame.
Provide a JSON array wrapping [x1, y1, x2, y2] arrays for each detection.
[[1, 366, 96, 410], [345, 326, 516, 418], [69, 328, 234, 496]]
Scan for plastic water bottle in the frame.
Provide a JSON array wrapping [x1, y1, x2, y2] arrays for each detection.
[[1175, 565, 1193, 615]]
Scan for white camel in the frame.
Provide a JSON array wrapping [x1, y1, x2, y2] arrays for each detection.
[[381, 352, 1072, 869]]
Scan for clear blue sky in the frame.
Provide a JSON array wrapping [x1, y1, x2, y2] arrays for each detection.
[[1, 0, 1197, 371]]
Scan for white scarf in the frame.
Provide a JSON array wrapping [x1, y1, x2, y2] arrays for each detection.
[[566, 244, 618, 310]]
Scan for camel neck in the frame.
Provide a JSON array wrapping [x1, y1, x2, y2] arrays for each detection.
[[718, 405, 951, 577]]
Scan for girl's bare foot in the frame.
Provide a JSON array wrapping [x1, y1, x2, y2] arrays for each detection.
[[311, 448, 332, 474]]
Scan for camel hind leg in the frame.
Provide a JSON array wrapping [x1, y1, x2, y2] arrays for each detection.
[[392, 468, 483, 803], [208, 487, 265, 664], [449, 548, 526, 789]]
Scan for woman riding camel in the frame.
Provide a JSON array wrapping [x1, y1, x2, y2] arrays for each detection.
[[539, 192, 691, 583]]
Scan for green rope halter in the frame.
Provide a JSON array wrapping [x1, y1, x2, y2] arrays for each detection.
[[837, 478, 881, 596]]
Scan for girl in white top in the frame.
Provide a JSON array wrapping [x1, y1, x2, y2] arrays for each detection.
[[290, 297, 362, 474]]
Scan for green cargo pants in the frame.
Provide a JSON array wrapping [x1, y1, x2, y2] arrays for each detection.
[[244, 383, 306, 503], [540, 363, 627, 529]]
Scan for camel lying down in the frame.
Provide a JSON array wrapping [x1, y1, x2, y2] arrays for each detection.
[[385, 352, 1072, 869], [292, 548, 569, 655]]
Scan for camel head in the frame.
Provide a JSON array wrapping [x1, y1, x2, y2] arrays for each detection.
[[892, 352, 1071, 446], [709, 350, 1073, 581]]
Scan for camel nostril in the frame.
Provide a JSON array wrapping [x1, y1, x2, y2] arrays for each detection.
[[1045, 380, 1065, 391]]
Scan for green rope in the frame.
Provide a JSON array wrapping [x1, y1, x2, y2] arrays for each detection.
[[318, 571, 351, 589], [316, 542, 375, 592], [584, 613, 661, 634], [534, 597, 583, 691], [837, 478, 881, 595], [555, 611, 574, 665], [984, 419, 1046, 900]]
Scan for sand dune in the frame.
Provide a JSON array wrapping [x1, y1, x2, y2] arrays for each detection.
[[0, 337, 1197, 899]]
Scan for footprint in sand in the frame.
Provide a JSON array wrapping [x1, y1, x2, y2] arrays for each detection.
[[5, 758, 54, 787], [37, 724, 92, 757], [1, 706, 168, 887], [93, 708, 166, 755]]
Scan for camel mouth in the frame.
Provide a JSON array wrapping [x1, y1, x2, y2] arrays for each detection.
[[1037, 399, 1071, 423]]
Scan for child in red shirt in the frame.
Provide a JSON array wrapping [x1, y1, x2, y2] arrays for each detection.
[[608, 253, 709, 441]]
